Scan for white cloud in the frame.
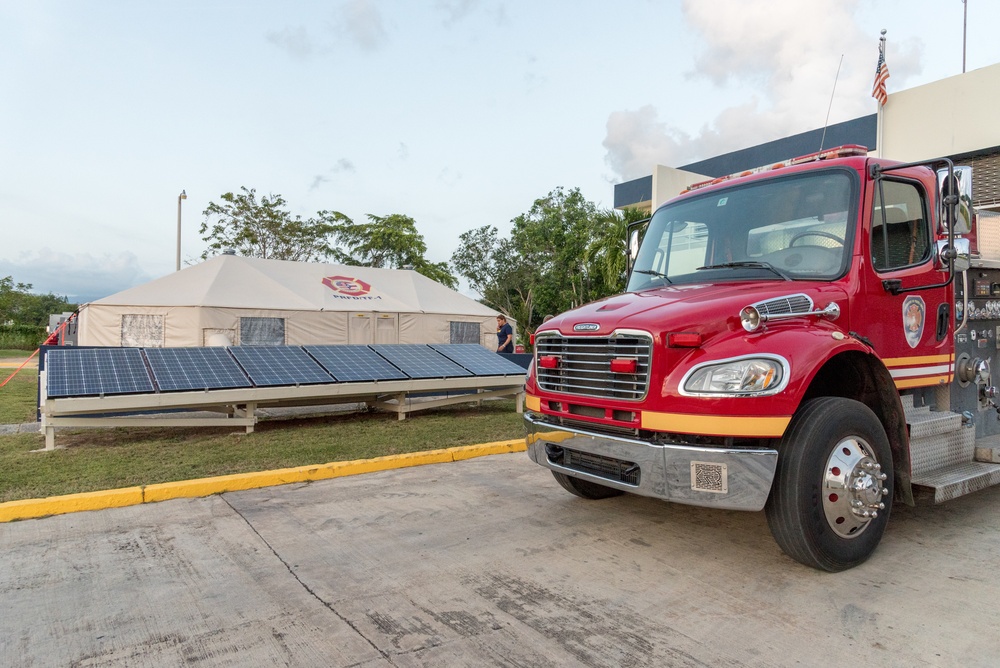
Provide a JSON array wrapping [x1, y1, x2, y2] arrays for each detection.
[[603, 0, 925, 180], [338, 0, 387, 51], [0, 250, 152, 303], [265, 25, 316, 59], [309, 158, 357, 191]]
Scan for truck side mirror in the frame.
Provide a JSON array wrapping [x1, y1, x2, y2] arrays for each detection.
[[937, 237, 971, 273], [629, 229, 640, 261], [625, 216, 651, 280], [937, 165, 973, 236]]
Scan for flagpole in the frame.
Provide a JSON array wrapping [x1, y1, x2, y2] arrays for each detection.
[[876, 29, 886, 158]]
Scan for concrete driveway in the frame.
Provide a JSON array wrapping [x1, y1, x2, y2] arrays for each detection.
[[2, 452, 998, 667]]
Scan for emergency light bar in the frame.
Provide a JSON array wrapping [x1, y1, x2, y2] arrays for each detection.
[[683, 144, 869, 193]]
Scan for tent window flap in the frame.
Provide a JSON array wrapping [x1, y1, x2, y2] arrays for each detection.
[[450, 321, 480, 345], [121, 314, 164, 348], [240, 317, 286, 346]]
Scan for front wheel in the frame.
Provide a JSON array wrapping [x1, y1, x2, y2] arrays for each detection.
[[551, 471, 624, 499], [765, 397, 893, 571]]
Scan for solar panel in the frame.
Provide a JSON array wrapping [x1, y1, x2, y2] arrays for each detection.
[[229, 346, 333, 387], [46, 348, 155, 398], [304, 345, 408, 382], [429, 344, 527, 376], [371, 344, 473, 379], [145, 347, 252, 392]]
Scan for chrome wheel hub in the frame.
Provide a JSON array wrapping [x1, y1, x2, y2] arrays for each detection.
[[822, 436, 888, 538]]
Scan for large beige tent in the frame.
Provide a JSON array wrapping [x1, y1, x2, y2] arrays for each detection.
[[77, 255, 510, 348]]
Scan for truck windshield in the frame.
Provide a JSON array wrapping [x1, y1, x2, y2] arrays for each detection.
[[627, 170, 856, 291]]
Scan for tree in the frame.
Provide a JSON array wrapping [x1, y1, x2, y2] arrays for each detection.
[[326, 213, 458, 289], [585, 206, 651, 296], [451, 226, 535, 333], [510, 187, 603, 321], [0, 276, 76, 326], [452, 187, 612, 341], [200, 187, 348, 262]]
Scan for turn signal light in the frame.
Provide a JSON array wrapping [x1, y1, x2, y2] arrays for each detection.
[[610, 358, 638, 373], [539, 355, 560, 369], [668, 332, 702, 347]]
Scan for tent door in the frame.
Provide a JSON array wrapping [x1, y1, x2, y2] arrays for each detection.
[[348, 313, 373, 344], [375, 314, 398, 344]]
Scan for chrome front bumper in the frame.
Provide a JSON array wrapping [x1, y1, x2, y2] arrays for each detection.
[[525, 413, 778, 511]]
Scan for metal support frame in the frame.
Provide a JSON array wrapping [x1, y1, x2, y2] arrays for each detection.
[[36, 370, 525, 451], [371, 386, 525, 420]]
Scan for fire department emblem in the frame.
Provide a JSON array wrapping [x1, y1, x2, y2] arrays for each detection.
[[902, 295, 925, 349], [322, 275, 372, 296]]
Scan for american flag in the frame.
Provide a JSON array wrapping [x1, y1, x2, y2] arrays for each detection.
[[872, 45, 890, 106]]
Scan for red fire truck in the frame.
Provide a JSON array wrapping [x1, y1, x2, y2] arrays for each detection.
[[523, 145, 1000, 571]]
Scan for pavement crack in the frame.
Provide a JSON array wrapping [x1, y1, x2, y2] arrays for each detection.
[[220, 494, 397, 666]]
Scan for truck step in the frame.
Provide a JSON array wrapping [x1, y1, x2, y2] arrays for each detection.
[[974, 433, 1000, 464], [909, 425, 975, 477], [906, 410, 963, 439], [911, 461, 1000, 504]]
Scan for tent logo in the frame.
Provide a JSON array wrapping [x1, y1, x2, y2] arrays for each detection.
[[323, 275, 372, 297]]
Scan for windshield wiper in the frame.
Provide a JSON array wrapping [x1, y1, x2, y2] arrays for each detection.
[[696, 261, 792, 281], [632, 269, 672, 284]]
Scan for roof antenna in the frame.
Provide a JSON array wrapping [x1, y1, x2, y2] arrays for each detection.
[[818, 54, 844, 152]]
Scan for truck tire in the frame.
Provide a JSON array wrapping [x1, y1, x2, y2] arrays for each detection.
[[765, 397, 893, 572], [551, 471, 624, 500]]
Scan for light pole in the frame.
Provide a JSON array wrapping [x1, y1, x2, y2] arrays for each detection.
[[176, 189, 187, 271]]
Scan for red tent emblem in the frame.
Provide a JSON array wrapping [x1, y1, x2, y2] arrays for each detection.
[[322, 275, 372, 296]]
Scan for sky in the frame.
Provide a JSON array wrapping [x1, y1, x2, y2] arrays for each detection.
[[2, 0, 999, 303]]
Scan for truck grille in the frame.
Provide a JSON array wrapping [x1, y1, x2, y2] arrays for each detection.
[[535, 333, 652, 401]]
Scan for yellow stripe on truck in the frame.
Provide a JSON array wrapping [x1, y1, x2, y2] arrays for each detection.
[[641, 411, 791, 438], [893, 374, 953, 389], [525, 394, 541, 412]]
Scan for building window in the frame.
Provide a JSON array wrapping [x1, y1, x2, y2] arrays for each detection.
[[121, 314, 164, 348], [450, 321, 480, 344], [240, 317, 286, 346]]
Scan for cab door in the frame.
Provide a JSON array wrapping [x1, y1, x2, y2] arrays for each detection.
[[860, 172, 953, 389]]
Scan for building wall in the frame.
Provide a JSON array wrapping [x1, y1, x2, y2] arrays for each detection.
[[881, 62, 1000, 165]]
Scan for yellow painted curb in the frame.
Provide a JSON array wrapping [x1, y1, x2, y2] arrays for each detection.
[[0, 487, 143, 523], [0, 439, 527, 523]]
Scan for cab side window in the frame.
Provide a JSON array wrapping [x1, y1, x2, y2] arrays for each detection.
[[872, 180, 930, 271]]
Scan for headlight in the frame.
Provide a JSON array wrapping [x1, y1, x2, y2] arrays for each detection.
[[682, 357, 785, 395]]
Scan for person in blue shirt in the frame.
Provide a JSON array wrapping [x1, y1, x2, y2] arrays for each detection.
[[496, 315, 514, 353]]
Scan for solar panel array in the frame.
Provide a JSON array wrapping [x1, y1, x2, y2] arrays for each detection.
[[45, 344, 524, 399], [371, 344, 472, 379], [429, 344, 528, 376], [145, 348, 253, 392], [305, 345, 408, 382], [231, 346, 333, 387], [46, 348, 155, 398]]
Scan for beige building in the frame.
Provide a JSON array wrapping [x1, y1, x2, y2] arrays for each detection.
[[616, 62, 1000, 217]]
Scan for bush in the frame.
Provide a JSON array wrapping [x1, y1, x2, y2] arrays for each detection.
[[0, 324, 45, 351]]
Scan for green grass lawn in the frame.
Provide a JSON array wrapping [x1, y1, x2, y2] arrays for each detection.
[[0, 348, 39, 358], [0, 395, 525, 503], [0, 371, 38, 424]]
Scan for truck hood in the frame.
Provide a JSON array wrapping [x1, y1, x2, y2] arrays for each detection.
[[539, 282, 849, 341]]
